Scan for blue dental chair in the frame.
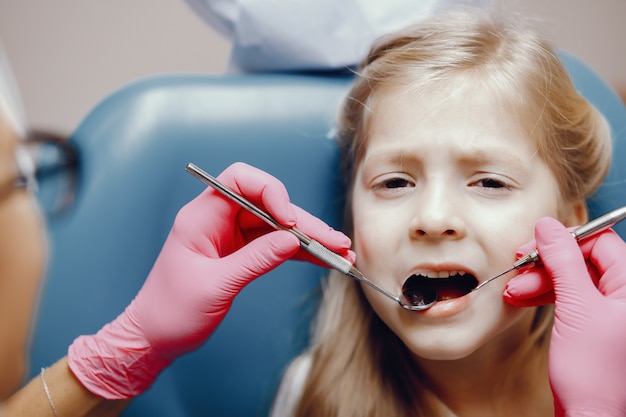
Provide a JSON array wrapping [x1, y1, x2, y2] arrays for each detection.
[[28, 51, 626, 416]]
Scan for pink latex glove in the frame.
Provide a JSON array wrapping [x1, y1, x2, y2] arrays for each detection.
[[68, 162, 353, 399], [504, 217, 626, 416]]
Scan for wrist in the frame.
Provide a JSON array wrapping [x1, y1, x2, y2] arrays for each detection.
[[67, 312, 170, 399]]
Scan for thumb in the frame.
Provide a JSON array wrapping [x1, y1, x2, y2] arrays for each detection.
[[534, 217, 594, 307], [218, 231, 301, 294]]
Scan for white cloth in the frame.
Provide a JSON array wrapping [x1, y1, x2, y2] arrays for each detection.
[[270, 353, 313, 417], [184, 0, 492, 72], [0, 43, 27, 138]]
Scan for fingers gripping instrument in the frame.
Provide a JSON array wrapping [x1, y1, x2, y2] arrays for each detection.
[[185, 163, 426, 311]]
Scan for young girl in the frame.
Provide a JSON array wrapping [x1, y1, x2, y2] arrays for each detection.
[[2, 9, 625, 416], [270, 9, 625, 417]]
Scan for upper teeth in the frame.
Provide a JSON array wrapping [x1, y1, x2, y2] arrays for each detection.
[[416, 271, 467, 279]]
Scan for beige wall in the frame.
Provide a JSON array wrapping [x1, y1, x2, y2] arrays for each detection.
[[0, 0, 231, 133], [1, 0, 624, 134]]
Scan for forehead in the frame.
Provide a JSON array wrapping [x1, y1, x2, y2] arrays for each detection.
[[367, 68, 534, 124], [365, 82, 534, 153]]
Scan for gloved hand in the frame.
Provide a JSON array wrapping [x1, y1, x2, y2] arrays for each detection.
[[68, 162, 353, 399], [504, 217, 626, 416]]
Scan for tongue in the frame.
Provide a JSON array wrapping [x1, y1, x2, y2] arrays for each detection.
[[436, 285, 469, 300]]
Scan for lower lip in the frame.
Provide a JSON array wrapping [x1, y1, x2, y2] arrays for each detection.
[[417, 292, 473, 318]]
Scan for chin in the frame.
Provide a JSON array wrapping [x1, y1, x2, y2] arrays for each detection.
[[410, 341, 484, 361], [412, 346, 480, 361]]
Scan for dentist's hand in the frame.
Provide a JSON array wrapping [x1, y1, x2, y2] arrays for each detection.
[[68, 162, 353, 399], [504, 217, 626, 416]]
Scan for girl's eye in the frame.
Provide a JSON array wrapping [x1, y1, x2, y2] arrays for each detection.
[[384, 178, 411, 189], [473, 177, 511, 190], [377, 177, 413, 189]]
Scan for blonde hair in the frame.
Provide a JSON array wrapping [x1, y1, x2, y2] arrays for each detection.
[[292, 9, 612, 417]]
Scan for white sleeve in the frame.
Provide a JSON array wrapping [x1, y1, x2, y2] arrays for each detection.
[[270, 353, 313, 417]]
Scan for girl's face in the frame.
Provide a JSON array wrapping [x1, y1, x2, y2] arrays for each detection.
[[351, 83, 580, 362]]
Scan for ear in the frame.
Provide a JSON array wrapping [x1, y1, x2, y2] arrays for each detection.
[[562, 201, 588, 227]]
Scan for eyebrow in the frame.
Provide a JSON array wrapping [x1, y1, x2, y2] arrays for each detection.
[[456, 148, 528, 168], [364, 145, 531, 170]]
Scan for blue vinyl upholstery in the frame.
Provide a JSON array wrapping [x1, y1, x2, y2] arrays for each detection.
[[28, 51, 626, 416]]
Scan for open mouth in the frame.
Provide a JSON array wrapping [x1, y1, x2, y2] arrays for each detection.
[[402, 272, 479, 304]]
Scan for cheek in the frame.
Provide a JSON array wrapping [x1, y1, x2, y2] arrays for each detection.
[[351, 198, 399, 263], [0, 193, 47, 387], [0, 193, 47, 298], [478, 187, 562, 268]]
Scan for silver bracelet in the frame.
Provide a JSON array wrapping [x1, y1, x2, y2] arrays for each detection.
[[40, 367, 60, 417]]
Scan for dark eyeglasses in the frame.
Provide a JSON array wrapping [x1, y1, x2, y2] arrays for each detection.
[[11, 131, 79, 218]]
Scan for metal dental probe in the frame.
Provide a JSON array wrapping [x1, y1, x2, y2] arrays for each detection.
[[185, 163, 427, 311], [473, 205, 626, 291]]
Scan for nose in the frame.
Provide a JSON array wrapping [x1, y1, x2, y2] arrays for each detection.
[[409, 182, 466, 240]]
